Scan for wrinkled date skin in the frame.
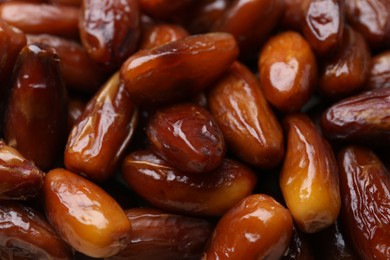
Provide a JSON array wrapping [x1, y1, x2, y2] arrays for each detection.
[[65, 73, 138, 182], [338, 146, 390, 259], [259, 31, 317, 112], [147, 103, 226, 173], [203, 194, 293, 260], [321, 88, 390, 145], [140, 24, 189, 50], [44, 168, 131, 258], [120, 32, 238, 104], [208, 62, 284, 169], [138, 0, 194, 19], [122, 150, 257, 216], [0, 202, 73, 260], [282, 226, 315, 260], [108, 208, 213, 260], [302, 0, 344, 55], [0, 141, 44, 200], [368, 50, 390, 90], [80, 0, 140, 68], [280, 114, 341, 233], [0, 2, 79, 39], [319, 26, 371, 99], [3, 43, 67, 170]]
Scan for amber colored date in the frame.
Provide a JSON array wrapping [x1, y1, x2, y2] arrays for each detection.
[[259, 31, 317, 112], [44, 168, 131, 258], [120, 33, 238, 104], [108, 208, 213, 260], [65, 73, 138, 182], [204, 194, 293, 259], [0, 202, 73, 260], [3, 43, 67, 170], [80, 0, 140, 68], [280, 114, 341, 233], [140, 24, 189, 50], [122, 150, 257, 216], [338, 146, 390, 259], [138, 0, 194, 19], [0, 2, 79, 39], [147, 103, 225, 173], [208, 62, 284, 169], [368, 50, 390, 90], [321, 88, 390, 145]]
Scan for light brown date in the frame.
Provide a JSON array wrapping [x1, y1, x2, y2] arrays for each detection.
[[121, 150, 257, 216], [280, 114, 341, 233], [44, 168, 131, 258], [140, 23, 189, 50], [208, 62, 284, 169], [120, 32, 238, 104], [368, 50, 390, 90]]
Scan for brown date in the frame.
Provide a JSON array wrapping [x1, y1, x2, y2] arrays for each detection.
[[368, 50, 390, 90], [280, 114, 341, 233], [66, 97, 86, 134], [0, 2, 79, 39], [108, 208, 213, 260], [3, 43, 67, 170], [280, 0, 309, 31], [0, 202, 73, 260], [282, 226, 315, 260], [208, 62, 284, 169], [203, 194, 293, 259], [338, 146, 390, 259], [138, 0, 194, 19], [120, 32, 238, 104], [122, 150, 257, 216], [0, 140, 44, 200], [44, 168, 131, 258], [80, 0, 140, 68], [259, 31, 317, 112], [140, 23, 189, 50], [64, 73, 138, 182], [147, 103, 225, 173], [321, 87, 390, 145]]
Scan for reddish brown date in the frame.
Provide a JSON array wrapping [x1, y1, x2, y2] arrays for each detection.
[[203, 194, 293, 259], [0, 202, 73, 260], [138, 0, 194, 19], [0, 2, 79, 39], [122, 150, 257, 216], [80, 0, 140, 68], [280, 114, 341, 233], [108, 208, 213, 260], [321, 88, 390, 145], [44, 168, 131, 258], [147, 103, 225, 173], [66, 97, 86, 134], [208, 62, 284, 169], [280, 0, 309, 30], [140, 24, 189, 50], [65, 73, 138, 182], [259, 31, 317, 112], [120, 33, 238, 104], [338, 146, 390, 259], [3, 43, 67, 170], [368, 50, 390, 90]]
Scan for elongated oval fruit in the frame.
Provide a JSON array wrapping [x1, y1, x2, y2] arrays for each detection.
[[0, 202, 73, 260], [121, 150, 257, 216], [280, 114, 341, 233], [64, 72, 138, 182], [120, 32, 238, 104], [338, 146, 390, 260], [208, 62, 284, 168], [44, 168, 131, 258], [203, 194, 293, 259]]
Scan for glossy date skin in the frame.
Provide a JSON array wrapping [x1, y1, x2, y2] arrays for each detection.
[[108, 208, 213, 260], [3, 43, 67, 170], [0, 202, 73, 260], [147, 103, 226, 173], [321, 88, 390, 145], [280, 114, 341, 233], [80, 0, 140, 68], [44, 168, 131, 258], [368, 50, 390, 90], [203, 194, 293, 260], [208, 62, 284, 169], [140, 24, 189, 50], [338, 146, 390, 259], [65, 73, 138, 182], [120, 32, 238, 104], [121, 150, 257, 216]]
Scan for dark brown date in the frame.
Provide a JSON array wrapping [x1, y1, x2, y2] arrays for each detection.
[[368, 50, 390, 90], [120, 32, 238, 104], [3, 43, 67, 170], [140, 23, 189, 50], [122, 150, 257, 216], [280, 0, 309, 30], [138, 0, 194, 19], [282, 226, 315, 260], [66, 97, 86, 134], [338, 146, 390, 259]]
